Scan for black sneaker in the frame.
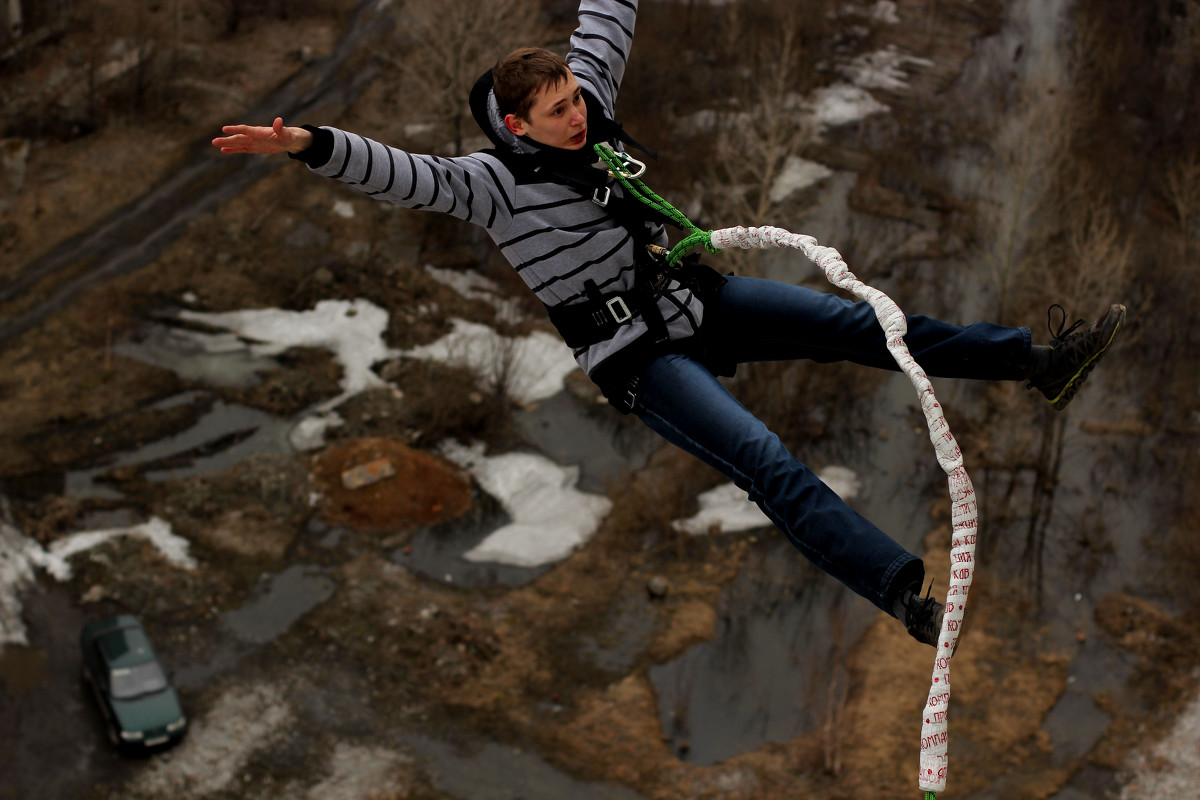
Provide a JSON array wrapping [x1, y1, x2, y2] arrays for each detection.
[[894, 581, 945, 648], [1028, 303, 1126, 411]]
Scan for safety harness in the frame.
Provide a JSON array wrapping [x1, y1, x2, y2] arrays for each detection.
[[468, 70, 724, 357]]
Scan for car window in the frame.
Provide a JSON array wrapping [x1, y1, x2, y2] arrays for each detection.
[[91, 644, 110, 688], [109, 661, 168, 699]]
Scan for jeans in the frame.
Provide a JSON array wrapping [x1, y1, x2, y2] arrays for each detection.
[[631, 276, 1032, 613]]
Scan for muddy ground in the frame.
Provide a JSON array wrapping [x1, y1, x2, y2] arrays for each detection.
[[2, 1, 1199, 799]]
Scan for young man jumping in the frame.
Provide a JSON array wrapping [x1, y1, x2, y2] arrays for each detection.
[[213, 0, 1125, 648]]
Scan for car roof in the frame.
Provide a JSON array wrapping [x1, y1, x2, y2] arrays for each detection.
[[88, 617, 157, 668]]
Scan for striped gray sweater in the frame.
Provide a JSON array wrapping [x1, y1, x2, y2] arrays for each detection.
[[299, 0, 706, 379]]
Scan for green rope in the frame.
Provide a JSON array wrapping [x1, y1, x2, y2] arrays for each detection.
[[593, 144, 719, 266]]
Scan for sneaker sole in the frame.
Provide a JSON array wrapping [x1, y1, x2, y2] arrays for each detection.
[[1046, 304, 1126, 410]]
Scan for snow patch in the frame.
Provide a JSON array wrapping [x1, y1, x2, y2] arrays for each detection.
[[840, 46, 934, 92], [0, 517, 195, 648], [39, 517, 196, 580], [1120, 688, 1200, 800], [179, 298, 392, 404], [819, 465, 862, 501], [403, 319, 578, 405], [293, 743, 413, 800], [839, 1, 900, 25], [673, 483, 771, 535], [811, 83, 890, 131], [672, 467, 860, 535], [0, 522, 41, 648], [424, 264, 525, 324], [769, 155, 834, 203], [439, 441, 612, 567], [289, 411, 344, 452], [129, 683, 293, 797]]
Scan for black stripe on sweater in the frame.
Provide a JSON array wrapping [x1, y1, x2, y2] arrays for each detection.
[[513, 229, 603, 274], [577, 9, 633, 40]]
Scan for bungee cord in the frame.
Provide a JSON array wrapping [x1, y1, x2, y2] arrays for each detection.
[[596, 145, 977, 797]]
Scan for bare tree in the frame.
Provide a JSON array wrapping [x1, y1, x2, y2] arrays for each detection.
[[1160, 153, 1200, 262], [968, 67, 1073, 325], [704, 10, 822, 275], [384, 0, 544, 156], [1059, 183, 1131, 313]]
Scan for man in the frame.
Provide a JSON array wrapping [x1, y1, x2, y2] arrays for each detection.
[[213, 0, 1125, 648]]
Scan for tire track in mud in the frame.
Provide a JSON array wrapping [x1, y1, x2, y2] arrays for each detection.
[[0, 0, 388, 351]]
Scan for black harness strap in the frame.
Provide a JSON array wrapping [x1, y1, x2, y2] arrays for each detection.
[[469, 68, 697, 351]]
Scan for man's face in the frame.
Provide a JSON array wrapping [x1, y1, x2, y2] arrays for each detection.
[[504, 71, 588, 150]]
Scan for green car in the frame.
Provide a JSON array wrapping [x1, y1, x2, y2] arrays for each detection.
[[80, 615, 187, 749]]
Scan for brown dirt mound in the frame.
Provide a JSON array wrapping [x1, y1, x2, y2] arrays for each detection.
[[309, 438, 473, 531]]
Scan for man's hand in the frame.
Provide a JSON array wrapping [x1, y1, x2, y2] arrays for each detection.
[[211, 117, 313, 155]]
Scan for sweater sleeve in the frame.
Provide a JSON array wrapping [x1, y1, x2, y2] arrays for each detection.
[[567, 0, 638, 116], [300, 127, 514, 234]]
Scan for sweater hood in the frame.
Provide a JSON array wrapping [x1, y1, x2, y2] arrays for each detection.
[[469, 69, 541, 156], [469, 68, 651, 167]]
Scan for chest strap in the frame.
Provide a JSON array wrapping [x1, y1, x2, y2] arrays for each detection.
[[545, 251, 670, 349]]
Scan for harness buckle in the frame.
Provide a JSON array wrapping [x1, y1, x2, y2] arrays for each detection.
[[592, 186, 611, 207], [606, 296, 633, 324]]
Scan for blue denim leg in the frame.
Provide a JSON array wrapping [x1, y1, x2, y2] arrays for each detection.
[[710, 275, 1032, 379], [630, 276, 1032, 612], [633, 352, 921, 612]]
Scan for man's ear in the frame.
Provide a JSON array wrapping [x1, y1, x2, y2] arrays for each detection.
[[504, 113, 527, 137]]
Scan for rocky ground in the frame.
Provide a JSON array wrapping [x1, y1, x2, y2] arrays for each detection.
[[1, 1, 1198, 799]]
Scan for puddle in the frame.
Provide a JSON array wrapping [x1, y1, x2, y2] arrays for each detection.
[[1042, 689, 1112, 766], [1049, 765, 1121, 800], [222, 564, 335, 645], [65, 391, 296, 499], [577, 591, 659, 675], [114, 318, 282, 388], [403, 733, 648, 800], [650, 535, 864, 765], [174, 564, 336, 689], [395, 491, 551, 588], [512, 391, 658, 495], [649, 372, 939, 765]]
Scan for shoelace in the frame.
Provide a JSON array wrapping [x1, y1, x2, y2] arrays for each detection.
[[907, 580, 940, 638], [1046, 303, 1085, 347]]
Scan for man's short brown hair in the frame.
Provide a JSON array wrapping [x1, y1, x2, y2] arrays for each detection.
[[493, 47, 571, 121]]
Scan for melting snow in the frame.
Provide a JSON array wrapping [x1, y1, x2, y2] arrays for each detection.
[[1, 517, 195, 648], [840, 46, 935, 92], [673, 483, 772, 535], [439, 441, 612, 567], [811, 83, 890, 131], [839, 1, 901, 25], [402, 319, 578, 406], [673, 467, 861, 535], [179, 299, 392, 405], [1120, 686, 1200, 800], [818, 465, 862, 501], [769, 155, 835, 203], [424, 264, 524, 324]]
